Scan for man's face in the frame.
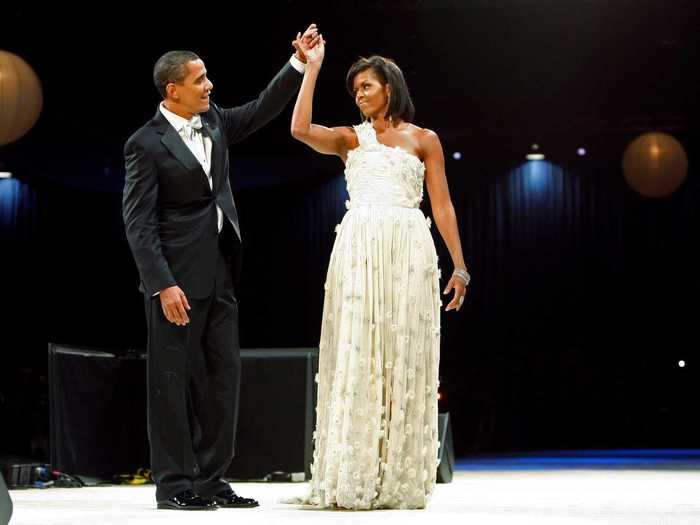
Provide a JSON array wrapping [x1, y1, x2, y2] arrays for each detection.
[[170, 59, 213, 115]]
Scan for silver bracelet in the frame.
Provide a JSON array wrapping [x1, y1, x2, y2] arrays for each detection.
[[453, 267, 471, 286]]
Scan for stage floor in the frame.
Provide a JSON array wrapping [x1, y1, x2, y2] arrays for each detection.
[[8, 465, 700, 525]]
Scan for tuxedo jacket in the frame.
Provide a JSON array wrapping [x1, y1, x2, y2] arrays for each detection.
[[123, 62, 302, 299]]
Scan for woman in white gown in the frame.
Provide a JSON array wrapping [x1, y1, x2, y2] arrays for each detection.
[[289, 33, 470, 510]]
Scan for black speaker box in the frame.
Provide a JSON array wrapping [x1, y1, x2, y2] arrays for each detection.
[[226, 348, 318, 480], [48, 343, 149, 479], [437, 412, 455, 483]]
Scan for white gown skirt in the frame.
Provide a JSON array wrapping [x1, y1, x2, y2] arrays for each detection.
[[305, 204, 442, 510]]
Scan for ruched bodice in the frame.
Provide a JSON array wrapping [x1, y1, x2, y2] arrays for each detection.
[[345, 121, 425, 209]]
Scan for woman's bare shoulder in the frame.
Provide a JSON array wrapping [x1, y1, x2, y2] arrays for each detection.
[[407, 124, 441, 157], [407, 123, 439, 140]]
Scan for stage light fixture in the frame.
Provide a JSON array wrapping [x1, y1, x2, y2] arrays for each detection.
[[452, 152, 462, 160], [526, 143, 545, 161]]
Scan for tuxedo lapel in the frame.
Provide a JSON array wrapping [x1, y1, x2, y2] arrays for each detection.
[[201, 114, 225, 194], [151, 107, 212, 194], [161, 126, 203, 175]]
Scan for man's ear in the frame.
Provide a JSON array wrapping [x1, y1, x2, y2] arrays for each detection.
[[166, 83, 178, 102]]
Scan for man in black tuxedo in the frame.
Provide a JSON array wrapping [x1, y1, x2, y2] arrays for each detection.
[[123, 24, 317, 510]]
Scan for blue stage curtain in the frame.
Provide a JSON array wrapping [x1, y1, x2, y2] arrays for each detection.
[[0, 178, 41, 241]]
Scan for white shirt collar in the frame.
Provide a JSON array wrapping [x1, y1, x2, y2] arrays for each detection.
[[159, 102, 198, 133]]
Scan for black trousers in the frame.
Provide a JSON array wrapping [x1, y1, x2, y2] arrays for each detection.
[[145, 230, 240, 501]]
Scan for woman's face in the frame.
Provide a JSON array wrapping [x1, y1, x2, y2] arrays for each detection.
[[352, 68, 389, 119]]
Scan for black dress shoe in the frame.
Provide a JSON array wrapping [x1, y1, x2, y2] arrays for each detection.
[[157, 489, 218, 510], [213, 489, 259, 508]]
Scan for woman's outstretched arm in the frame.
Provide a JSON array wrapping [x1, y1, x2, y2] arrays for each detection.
[[290, 34, 354, 158]]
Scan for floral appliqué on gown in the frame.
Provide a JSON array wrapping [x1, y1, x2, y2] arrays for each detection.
[[293, 121, 442, 510]]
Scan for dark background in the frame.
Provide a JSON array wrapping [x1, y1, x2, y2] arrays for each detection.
[[1, 0, 698, 461]]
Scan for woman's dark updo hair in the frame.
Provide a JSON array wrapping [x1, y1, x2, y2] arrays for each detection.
[[346, 56, 415, 123]]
